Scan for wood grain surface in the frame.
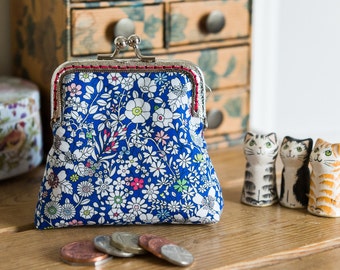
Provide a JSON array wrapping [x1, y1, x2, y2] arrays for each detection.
[[1, 146, 340, 269]]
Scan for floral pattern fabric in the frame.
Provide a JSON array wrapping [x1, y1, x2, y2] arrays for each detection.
[[35, 66, 223, 229]]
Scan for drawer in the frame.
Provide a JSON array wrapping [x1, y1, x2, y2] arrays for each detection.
[[169, 45, 249, 90], [205, 87, 249, 138], [169, 0, 250, 46], [71, 4, 164, 56]]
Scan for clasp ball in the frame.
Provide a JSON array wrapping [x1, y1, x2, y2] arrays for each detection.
[[114, 36, 128, 50], [128, 34, 141, 47]]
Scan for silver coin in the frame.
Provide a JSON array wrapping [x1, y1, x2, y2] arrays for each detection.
[[94, 235, 135, 258], [160, 244, 194, 267], [110, 232, 146, 255]]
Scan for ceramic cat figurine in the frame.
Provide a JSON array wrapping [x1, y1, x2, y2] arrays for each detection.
[[279, 136, 313, 208], [241, 132, 279, 206], [308, 138, 340, 217]]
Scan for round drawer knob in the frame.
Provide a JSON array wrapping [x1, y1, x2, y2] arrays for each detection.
[[114, 18, 135, 38], [207, 109, 223, 129], [203, 10, 225, 34]]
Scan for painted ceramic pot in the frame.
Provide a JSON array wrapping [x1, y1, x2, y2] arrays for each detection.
[[0, 77, 43, 180]]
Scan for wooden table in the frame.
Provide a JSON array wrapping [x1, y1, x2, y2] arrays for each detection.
[[1, 146, 340, 269]]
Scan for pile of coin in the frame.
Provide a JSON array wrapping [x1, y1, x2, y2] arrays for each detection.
[[60, 231, 194, 267]]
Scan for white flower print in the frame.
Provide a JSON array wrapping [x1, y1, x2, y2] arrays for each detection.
[[44, 201, 61, 219], [182, 202, 195, 215], [80, 205, 95, 219], [121, 77, 134, 90], [54, 127, 70, 153], [129, 128, 144, 148], [127, 197, 147, 214], [165, 141, 179, 155], [167, 77, 190, 111], [140, 213, 160, 223], [168, 201, 180, 212], [125, 155, 138, 168], [77, 181, 94, 197], [95, 177, 114, 197], [117, 164, 130, 177], [143, 146, 158, 164], [63, 73, 75, 84], [152, 108, 173, 128], [142, 183, 159, 201], [177, 153, 192, 168], [112, 177, 126, 191], [79, 72, 95, 83], [108, 72, 123, 86], [138, 77, 157, 97], [44, 169, 72, 201], [125, 98, 151, 123], [150, 160, 166, 177], [57, 151, 76, 170], [55, 220, 70, 228], [181, 187, 196, 200], [107, 190, 127, 208], [128, 72, 144, 81], [193, 187, 221, 219], [72, 97, 88, 114], [108, 208, 124, 221], [60, 202, 76, 220], [123, 213, 136, 223], [142, 126, 153, 138]]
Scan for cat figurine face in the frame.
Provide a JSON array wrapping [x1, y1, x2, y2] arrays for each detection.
[[280, 136, 313, 165], [279, 136, 312, 208], [241, 132, 279, 206], [308, 138, 340, 217], [243, 132, 279, 165], [310, 138, 340, 173]]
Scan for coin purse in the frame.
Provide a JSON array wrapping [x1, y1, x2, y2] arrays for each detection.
[[34, 35, 224, 229]]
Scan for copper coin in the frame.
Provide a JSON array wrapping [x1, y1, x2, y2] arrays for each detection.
[[60, 240, 111, 266], [145, 236, 174, 258], [138, 234, 158, 250]]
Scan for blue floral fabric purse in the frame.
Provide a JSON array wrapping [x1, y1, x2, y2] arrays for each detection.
[[34, 35, 224, 229]]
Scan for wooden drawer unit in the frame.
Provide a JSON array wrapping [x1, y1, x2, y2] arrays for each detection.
[[11, 0, 252, 150], [170, 45, 249, 90], [72, 4, 164, 56], [205, 87, 249, 147], [169, 0, 250, 46]]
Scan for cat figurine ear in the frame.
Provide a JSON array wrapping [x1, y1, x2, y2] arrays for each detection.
[[279, 136, 313, 208], [308, 138, 340, 217], [244, 132, 254, 143], [241, 132, 279, 207]]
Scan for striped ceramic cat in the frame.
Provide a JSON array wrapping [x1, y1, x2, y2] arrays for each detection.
[[308, 138, 340, 217], [279, 136, 313, 208], [241, 132, 279, 206]]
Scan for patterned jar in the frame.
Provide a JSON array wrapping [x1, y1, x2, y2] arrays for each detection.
[[0, 76, 43, 180]]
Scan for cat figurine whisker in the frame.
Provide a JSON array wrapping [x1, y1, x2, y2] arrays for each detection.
[[279, 136, 313, 208], [241, 132, 279, 207], [308, 138, 340, 217]]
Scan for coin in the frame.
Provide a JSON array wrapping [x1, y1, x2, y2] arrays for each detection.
[[146, 237, 174, 258], [138, 233, 158, 249], [161, 244, 194, 267], [60, 240, 111, 266], [94, 235, 135, 258], [110, 232, 146, 255]]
